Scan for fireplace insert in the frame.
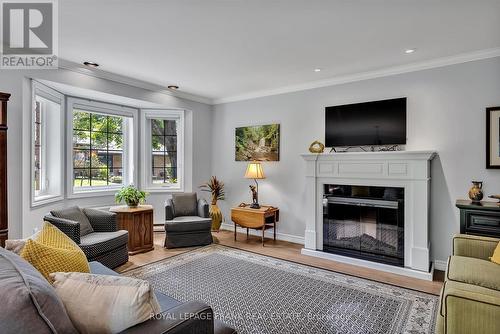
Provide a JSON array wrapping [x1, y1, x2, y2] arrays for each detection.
[[323, 184, 404, 267]]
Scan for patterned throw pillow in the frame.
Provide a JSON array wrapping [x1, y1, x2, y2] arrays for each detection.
[[50, 206, 94, 236], [20, 222, 90, 280], [491, 242, 500, 264], [50, 272, 161, 334], [5, 230, 42, 254]]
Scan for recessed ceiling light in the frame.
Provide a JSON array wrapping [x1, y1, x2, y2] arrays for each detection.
[[83, 61, 99, 67], [167, 85, 179, 90], [314, 68, 321, 72], [404, 49, 416, 54]]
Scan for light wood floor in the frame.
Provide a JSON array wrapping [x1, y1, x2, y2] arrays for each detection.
[[116, 230, 444, 295]]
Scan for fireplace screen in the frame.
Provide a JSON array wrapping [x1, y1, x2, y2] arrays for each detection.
[[323, 185, 404, 266]]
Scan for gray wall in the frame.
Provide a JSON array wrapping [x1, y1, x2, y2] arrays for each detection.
[[212, 57, 500, 264], [0, 68, 213, 238]]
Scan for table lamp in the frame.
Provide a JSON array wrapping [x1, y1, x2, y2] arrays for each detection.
[[244, 162, 265, 209]]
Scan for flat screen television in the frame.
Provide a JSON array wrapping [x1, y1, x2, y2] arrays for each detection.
[[325, 97, 407, 147]]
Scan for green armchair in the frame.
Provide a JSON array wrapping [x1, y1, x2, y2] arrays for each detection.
[[436, 234, 500, 334]]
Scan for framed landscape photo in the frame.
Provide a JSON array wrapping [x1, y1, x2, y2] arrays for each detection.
[[486, 106, 500, 168], [235, 124, 280, 161]]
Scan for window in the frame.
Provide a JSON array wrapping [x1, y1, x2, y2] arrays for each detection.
[[68, 98, 137, 196], [141, 110, 184, 191], [31, 82, 64, 206]]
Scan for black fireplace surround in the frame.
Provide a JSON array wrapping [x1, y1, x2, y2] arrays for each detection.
[[323, 184, 404, 267]]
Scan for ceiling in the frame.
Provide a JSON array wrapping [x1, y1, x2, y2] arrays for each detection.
[[60, 0, 500, 103]]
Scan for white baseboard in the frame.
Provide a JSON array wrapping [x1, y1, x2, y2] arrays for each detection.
[[220, 223, 304, 245], [433, 259, 448, 271]]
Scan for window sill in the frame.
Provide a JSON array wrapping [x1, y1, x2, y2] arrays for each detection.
[[69, 187, 122, 199], [31, 194, 64, 208], [142, 186, 184, 193]]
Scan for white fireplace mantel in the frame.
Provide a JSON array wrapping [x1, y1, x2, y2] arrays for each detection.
[[301, 150, 437, 280]]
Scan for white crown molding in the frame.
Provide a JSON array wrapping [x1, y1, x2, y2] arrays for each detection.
[[213, 47, 500, 104], [57, 59, 213, 105]]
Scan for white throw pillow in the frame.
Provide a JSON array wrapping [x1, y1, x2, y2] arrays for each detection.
[[50, 272, 161, 334], [5, 230, 41, 254]]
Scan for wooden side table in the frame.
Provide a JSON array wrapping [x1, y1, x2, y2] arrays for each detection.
[[231, 204, 279, 246], [456, 200, 500, 237], [110, 205, 154, 255]]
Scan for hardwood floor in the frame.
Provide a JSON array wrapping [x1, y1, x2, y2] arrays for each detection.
[[117, 230, 444, 295]]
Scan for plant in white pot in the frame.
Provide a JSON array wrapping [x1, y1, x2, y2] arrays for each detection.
[[115, 185, 148, 208]]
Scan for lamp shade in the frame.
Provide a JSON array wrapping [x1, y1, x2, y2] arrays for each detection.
[[244, 162, 265, 179]]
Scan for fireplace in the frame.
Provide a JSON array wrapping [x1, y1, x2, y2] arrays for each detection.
[[300, 151, 436, 280], [323, 185, 404, 266]]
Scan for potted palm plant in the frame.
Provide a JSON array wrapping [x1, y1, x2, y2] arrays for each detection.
[[200, 176, 225, 231], [115, 185, 148, 208]]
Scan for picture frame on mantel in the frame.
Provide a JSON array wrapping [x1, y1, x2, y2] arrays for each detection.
[[486, 106, 500, 169]]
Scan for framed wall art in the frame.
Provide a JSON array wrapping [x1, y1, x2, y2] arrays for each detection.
[[486, 106, 500, 168], [235, 124, 280, 161]]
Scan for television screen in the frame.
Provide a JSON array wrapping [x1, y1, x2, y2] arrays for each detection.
[[325, 98, 407, 147]]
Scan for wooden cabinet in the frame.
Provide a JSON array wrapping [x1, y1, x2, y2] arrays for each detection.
[[110, 205, 154, 255], [0, 93, 10, 247], [457, 200, 500, 238]]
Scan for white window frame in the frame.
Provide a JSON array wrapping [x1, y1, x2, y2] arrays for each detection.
[[67, 97, 138, 198], [140, 109, 185, 192], [31, 81, 65, 207]]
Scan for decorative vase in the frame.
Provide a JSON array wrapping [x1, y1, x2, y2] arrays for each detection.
[[209, 194, 223, 231], [210, 203, 223, 232], [468, 181, 484, 203]]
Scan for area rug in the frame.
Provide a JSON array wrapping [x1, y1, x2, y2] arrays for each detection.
[[124, 245, 438, 334]]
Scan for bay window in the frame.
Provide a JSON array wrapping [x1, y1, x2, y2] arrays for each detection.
[[31, 82, 185, 202], [67, 98, 137, 197], [31, 82, 64, 206], [141, 110, 184, 191]]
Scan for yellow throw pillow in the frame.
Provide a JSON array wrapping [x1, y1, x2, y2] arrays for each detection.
[[491, 242, 500, 264], [21, 222, 90, 280]]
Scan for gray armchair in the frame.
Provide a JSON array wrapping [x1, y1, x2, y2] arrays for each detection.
[[44, 206, 129, 269], [164, 193, 213, 248]]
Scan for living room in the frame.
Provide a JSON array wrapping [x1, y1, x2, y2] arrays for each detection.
[[1, 1, 500, 334]]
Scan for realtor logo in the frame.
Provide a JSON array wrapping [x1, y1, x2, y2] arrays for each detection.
[[1, 0, 58, 69]]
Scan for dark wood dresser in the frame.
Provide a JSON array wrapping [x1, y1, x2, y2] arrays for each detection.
[[0, 93, 10, 247], [456, 200, 500, 238]]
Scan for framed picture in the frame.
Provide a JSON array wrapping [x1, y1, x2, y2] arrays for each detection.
[[235, 124, 280, 161], [486, 106, 500, 168]]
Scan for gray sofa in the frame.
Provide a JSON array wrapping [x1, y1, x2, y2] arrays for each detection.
[[165, 193, 213, 248], [44, 206, 129, 269], [0, 246, 236, 334]]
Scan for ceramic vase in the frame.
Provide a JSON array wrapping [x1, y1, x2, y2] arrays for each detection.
[[468, 181, 484, 203], [210, 197, 223, 231]]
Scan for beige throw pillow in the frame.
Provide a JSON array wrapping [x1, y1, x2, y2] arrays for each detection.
[[5, 239, 27, 254], [5, 230, 41, 254], [50, 272, 161, 334]]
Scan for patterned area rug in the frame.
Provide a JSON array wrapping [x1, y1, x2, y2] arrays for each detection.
[[124, 245, 437, 334]]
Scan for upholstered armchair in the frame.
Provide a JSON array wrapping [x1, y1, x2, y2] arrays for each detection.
[[44, 206, 129, 269], [164, 193, 213, 248], [436, 234, 500, 334]]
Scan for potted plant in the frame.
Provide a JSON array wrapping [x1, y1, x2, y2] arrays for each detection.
[[200, 176, 225, 231], [115, 185, 148, 208]]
